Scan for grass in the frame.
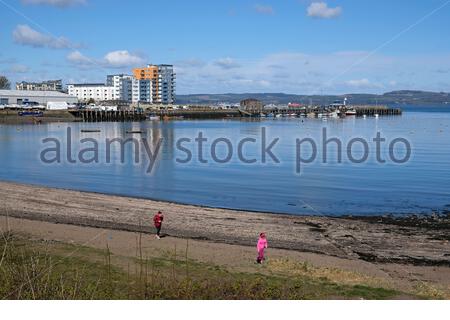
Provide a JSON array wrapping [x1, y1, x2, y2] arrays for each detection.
[[0, 232, 419, 300]]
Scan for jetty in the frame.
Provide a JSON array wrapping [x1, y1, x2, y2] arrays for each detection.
[[67, 105, 402, 122], [69, 110, 146, 122], [239, 105, 402, 117]]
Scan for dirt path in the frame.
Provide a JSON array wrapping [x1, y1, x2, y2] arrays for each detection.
[[1, 215, 450, 296]]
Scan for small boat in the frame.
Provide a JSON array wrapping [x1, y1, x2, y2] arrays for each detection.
[[275, 114, 283, 118], [346, 109, 357, 116], [18, 111, 44, 117], [148, 114, 160, 121], [81, 129, 101, 133], [328, 111, 339, 118], [259, 113, 267, 118], [267, 113, 274, 118], [374, 114, 379, 118]]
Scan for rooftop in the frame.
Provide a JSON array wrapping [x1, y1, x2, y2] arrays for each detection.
[[16, 80, 62, 84], [0, 90, 74, 98], [67, 83, 108, 87]]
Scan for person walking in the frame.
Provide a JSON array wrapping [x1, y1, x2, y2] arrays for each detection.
[[153, 211, 164, 239], [256, 233, 268, 264]]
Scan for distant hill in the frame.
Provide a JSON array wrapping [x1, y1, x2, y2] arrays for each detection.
[[176, 90, 450, 106]]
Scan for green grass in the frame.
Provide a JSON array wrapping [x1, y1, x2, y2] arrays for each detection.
[[0, 233, 409, 300]]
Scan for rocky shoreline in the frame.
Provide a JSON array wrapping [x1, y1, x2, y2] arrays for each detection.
[[1, 181, 449, 267], [0, 110, 79, 124]]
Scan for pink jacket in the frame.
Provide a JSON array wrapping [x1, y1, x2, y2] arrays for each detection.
[[257, 238, 268, 251]]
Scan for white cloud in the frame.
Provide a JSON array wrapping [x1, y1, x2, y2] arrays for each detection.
[[103, 50, 145, 68], [21, 0, 86, 7], [389, 80, 398, 86], [13, 24, 78, 49], [254, 4, 274, 15], [9, 64, 30, 73], [214, 57, 241, 69], [67, 50, 94, 66], [174, 51, 401, 94], [67, 50, 145, 69], [307, 2, 342, 19], [345, 78, 383, 89]]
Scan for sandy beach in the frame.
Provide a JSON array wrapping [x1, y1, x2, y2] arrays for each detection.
[[1, 181, 449, 296]]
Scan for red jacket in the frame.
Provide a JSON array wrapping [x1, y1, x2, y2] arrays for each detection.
[[153, 213, 164, 227]]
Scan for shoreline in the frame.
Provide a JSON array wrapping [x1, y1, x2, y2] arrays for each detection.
[[1, 181, 449, 267], [0, 110, 79, 124], [0, 178, 447, 219]]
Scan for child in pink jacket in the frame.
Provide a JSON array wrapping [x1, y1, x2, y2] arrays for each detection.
[[256, 233, 268, 264]]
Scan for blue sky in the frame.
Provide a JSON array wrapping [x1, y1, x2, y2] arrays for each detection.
[[1, 0, 450, 94]]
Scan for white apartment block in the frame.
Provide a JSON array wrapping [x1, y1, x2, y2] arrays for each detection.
[[107, 74, 133, 101], [132, 78, 153, 104], [157, 65, 176, 104], [67, 84, 115, 102], [68, 67, 175, 104]]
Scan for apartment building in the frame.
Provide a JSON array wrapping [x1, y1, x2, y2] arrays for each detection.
[[133, 64, 175, 104], [106, 74, 133, 101], [132, 78, 152, 103], [67, 65, 175, 104], [67, 84, 115, 102], [16, 80, 63, 92]]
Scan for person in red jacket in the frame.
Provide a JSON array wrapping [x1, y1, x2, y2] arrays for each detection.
[[153, 211, 164, 239]]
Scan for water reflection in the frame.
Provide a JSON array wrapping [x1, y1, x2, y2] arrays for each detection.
[[0, 110, 449, 216]]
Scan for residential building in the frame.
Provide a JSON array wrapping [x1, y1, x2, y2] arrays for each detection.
[[133, 64, 175, 104], [132, 78, 152, 103], [106, 74, 133, 101], [0, 89, 77, 105], [16, 80, 63, 92], [67, 84, 115, 102]]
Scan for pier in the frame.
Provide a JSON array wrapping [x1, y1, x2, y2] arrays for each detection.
[[67, 106, 402, 122], [239, 106, 402, 117], [355, 107, 402, 116], [70, 110, 146, 122]]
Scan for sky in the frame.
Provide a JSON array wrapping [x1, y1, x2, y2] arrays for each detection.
[[1, 0, 450, 95]]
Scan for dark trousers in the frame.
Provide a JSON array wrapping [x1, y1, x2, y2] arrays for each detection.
[[155, 226, 161, 236]]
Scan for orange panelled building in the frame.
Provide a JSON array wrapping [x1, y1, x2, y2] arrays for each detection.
[[133, 65, 159, 80], [132, 64, 175, 104], [133, 65, 159, 103]]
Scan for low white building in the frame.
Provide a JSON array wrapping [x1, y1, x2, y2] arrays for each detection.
[[67, 84, 115, 102], [0, 90, 78, 105]]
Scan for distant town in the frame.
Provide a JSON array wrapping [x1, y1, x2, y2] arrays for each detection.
[[0, 61, 449, 115], [0, 64, 176, 110]]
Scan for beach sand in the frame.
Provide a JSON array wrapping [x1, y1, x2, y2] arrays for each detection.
[[1, 181, 449, 294]]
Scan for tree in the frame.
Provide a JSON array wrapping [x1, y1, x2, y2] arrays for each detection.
[[0, 76, 11, 90]]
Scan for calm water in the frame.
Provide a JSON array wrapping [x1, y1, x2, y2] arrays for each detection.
[[1, 105, 449, 216]]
